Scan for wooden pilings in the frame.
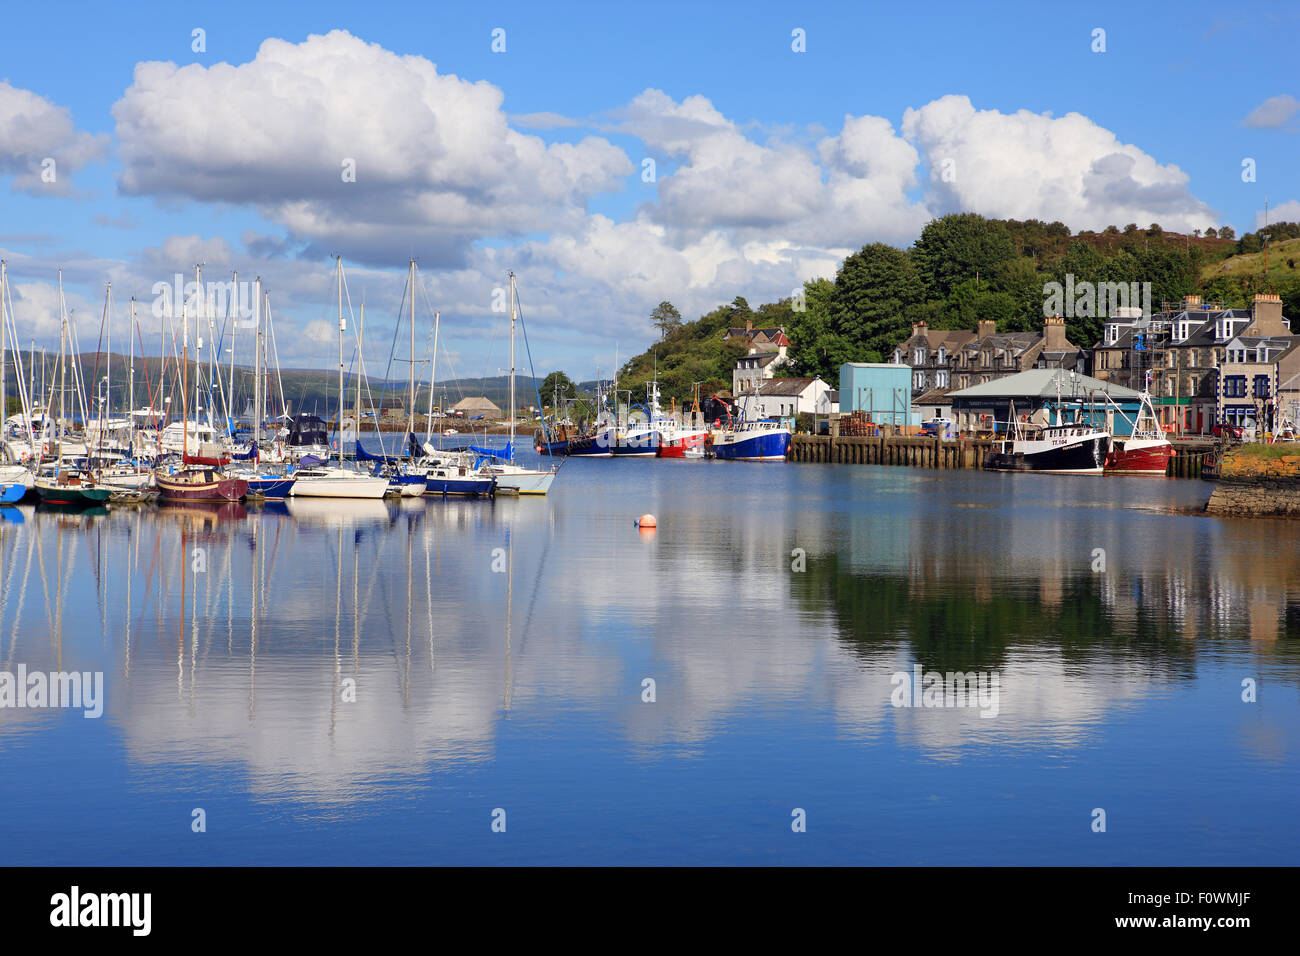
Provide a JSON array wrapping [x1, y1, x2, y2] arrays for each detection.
[[789, 434, 1216, 479]]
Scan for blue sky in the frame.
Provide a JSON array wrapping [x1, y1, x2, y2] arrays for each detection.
[[0, 0, 1295, 380]]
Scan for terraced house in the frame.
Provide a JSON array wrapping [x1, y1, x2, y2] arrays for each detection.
[[1217, 333, 1300, 435], [1091, 294, 1292, 434], [891, 317, 1084, 397]]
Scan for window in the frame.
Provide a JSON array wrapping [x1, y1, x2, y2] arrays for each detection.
[[937, 347, 947, 365], [1188, 349, 1198, 367], [936, 370, 949, 387], [1254, 375, 1270, 399], [1223, 376, 1247, 398], [1256, 346, 1268, 363], [1166, 351, 1176, 368], [914, 348, 926, 364], [893, 350, 903, 364]]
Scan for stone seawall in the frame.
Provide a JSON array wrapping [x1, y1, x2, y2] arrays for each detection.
[[1205, 450, 1300, 517]]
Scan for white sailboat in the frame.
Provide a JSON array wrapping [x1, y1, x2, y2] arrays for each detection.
[[290, 257, 389, 500], [479, 272, 557, 495], [0, 260, 36, 500]]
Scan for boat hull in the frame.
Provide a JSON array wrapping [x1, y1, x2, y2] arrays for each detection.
[[245, 476, 297, 499], [0, 483, 27, 504], [425, 474, 496, 496], [33, 482, 112, 507], [658, 432, 707, 458], [985, 437, 1108, 474], [290, 473, 390, 499], [1104, 440, 1174, 476], [712, 430, 791, 461], [155, 471, 249, 502], [490, 469, 555, 495]]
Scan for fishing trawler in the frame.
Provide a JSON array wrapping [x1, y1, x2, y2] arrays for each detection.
[[1104, 391, 1174, 476], [984, 402, 1111, 475]]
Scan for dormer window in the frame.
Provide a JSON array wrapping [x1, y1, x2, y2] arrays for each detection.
[[1257, 346, 1268, 363], [893, 350, 903, 364], [914, 348, 926, 364], [937, 347, 947, 365]]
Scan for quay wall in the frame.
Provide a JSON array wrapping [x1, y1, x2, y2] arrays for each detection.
[[789, 435, 1212, 479], [1205, 451, 1300, 516]]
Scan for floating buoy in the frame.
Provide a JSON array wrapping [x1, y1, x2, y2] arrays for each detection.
[[636, 513, 657, 528]]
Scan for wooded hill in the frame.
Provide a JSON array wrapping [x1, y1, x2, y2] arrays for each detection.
[[614, 214, 1300, 405]]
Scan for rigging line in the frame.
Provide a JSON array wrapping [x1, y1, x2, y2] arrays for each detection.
[[513, 289, 551, 445]]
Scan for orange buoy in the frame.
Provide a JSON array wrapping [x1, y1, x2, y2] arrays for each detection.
[[637, 514, 657, 528]]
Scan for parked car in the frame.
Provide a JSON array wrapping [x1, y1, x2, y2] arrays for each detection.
[[1211, 423, 1243, 442]]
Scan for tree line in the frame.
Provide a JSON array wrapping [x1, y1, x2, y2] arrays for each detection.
[[576, 213, 1300, 406]]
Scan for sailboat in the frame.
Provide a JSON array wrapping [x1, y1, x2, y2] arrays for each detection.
[[155, 266, 249, 503], [476, 272, 557, 495], [0, 260, 36, 501], [33, 271, 111, 506], [290, 257, 389, 500], [231, 280, 296, 499]]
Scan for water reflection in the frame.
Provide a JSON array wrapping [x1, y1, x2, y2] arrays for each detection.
[[0, 464, 1296, 814]]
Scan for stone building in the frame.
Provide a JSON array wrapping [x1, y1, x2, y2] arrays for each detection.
[[1092, 294, 1292, 434], [891, 317, 1084, 395]]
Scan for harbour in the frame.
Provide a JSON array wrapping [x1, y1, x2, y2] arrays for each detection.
[[1, 455, 1297, 866]]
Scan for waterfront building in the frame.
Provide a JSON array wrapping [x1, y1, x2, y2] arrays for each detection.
[[1216, 334, 1300, 435], [947, 368, 1143, 436], [726, 320, 790, 395], [1091, 294, 1292, 434], [743, 376, 832, 418], [838, 363, 918, 426], [891, 317, 1083, 397]]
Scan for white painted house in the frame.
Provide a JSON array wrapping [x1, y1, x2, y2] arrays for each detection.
[[736, 377, 831, 418]]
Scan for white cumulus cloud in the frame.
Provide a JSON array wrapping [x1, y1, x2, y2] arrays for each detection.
[[0, 80, 109, 194], [901, 94, 1217, 232]]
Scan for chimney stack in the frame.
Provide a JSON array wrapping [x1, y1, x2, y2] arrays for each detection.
[[977, 319, 996, 339], [1043, 315, 1068, 350], [1249, 293, 1287, 336], [912, 319, 928, 337], [745, 318, 753, 334]]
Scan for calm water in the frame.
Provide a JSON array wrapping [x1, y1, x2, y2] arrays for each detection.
[[0, 455, 1297, 865]]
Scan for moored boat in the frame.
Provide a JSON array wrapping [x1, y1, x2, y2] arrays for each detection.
[[1104, 391, 1173, 476], [985, 422, 1111, 474], [155, 466, 249, 502], [32, 464, 112, 507], [710, 419, 791, 461]]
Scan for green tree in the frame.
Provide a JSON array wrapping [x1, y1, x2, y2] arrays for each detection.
[[910, 213, 1017, 299], [829, 243, 924, 362], [540, 370, 576, 406], [786, 277, 839, 379], [650, 300, 683, 339], [1219, 226, 1235, 240]]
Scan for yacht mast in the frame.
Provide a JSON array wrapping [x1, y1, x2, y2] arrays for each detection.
[[508, 272, 516, 448], [426, 310, 439, 442], [407, 259, 416, 444], [253, 277, 262, 455], [337, 256, 344, 468]]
